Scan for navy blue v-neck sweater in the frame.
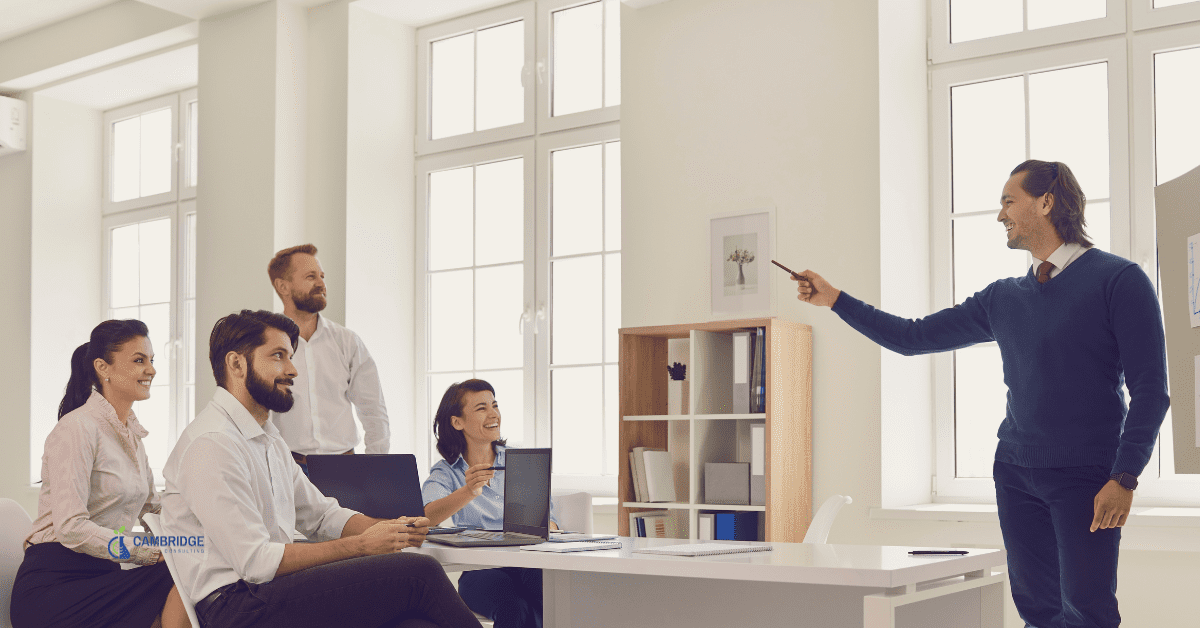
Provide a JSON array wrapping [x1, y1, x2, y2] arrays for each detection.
[[833, 248, 1169, 476]]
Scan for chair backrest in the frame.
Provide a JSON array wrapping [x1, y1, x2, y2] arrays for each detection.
[[141, 513, 200, 628], [0, 498, 33, 628], [802, 494, 852, 544], [551, 492, 593, 535]]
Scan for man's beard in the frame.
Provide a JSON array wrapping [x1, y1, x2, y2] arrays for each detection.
[[245, 357, 295, 413], [292, 289, 327, 313]]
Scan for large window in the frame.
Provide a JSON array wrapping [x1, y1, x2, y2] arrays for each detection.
[[931, 2, 1200, 502], [101, 89, 198, 479], [417, 0, 621, 494]]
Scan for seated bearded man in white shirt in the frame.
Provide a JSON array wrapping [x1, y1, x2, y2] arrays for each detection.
[[161, 309, 481, 628]]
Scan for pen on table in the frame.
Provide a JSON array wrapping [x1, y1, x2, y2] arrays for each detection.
[[908, 550, 969, 555]]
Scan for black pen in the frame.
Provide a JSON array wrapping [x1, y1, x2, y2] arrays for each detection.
[[485, 466, 505, 471], [909, 550, 969, 555]]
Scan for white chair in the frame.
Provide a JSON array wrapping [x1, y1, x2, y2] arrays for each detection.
[[142, 513, 200, 628], [1, 498, 33, 628], [551, 492, 593, 534], [802, 495, 852, 544]]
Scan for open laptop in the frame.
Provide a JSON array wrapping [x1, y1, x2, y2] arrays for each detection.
[[306, 454, 426, 520], [426, 448, 552, 547]]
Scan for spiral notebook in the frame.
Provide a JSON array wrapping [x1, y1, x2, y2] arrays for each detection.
[[633, 543, 773, 557], [520, 540, 622, 553]]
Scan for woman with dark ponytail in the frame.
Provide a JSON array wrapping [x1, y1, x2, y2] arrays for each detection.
[[11, 320, 188, 628]]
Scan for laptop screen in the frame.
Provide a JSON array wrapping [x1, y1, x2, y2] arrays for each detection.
[[502, 448, 552, 538], [306, 454, 426, 520]]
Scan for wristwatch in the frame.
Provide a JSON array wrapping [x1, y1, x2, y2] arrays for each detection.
[[1109, 472, 1138, 491]]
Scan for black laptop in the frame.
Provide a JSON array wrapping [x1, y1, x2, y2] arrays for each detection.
[[426, 448, 552, 547], [306, 454, 426, 519]]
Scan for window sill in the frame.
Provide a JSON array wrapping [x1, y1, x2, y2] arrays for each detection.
[[871, 503, 1200, 528]]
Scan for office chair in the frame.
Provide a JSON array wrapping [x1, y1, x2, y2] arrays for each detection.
[[141, 513, 201, 628], [0, 498, 32, 628], [802, 495, 852, 544]]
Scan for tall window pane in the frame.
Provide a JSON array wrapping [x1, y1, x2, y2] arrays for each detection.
[[953, 216, 1029, 303], [476, 21, 524, 132], [1154, 46, 1200, 185], [431, 33, 474, 140], [954, 345, 1007, 478], [1028, 63, 1109, 199], [111, 108, 172, 202], [552, 144, 604, 256], [950, 0, 1022, 43], [553, 2, 603, 116], [552, 366, 603, 474], [1027, 0, 1105, 31], [187, 101, 199, 187], [552, 256, 603, 365], [429, 269, 474, 373], [475, 158, 524, 266], [951, 77, 1025, 213], [604, 0, 621, 107], [428, 167, 474, 271], [475, 264, 523, 370]]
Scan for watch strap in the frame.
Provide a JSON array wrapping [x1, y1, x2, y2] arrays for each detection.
[[1109, 472, 1137, 491]]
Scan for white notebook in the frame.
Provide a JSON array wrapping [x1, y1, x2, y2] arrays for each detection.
[[520, 540, 622, 553], [633, 543, 772, 557]]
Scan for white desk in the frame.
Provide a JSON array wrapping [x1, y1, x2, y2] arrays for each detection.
[[419, 537, 1006, 628]]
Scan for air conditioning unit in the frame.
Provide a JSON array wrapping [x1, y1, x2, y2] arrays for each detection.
[[0, 95, 28, 157]]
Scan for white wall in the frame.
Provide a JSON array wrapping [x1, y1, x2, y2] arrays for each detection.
[[0, 94, 35, 513], [346, 5, 416, 456], [28, 94, 103, 486]]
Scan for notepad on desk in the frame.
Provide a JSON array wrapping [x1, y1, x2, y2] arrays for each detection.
[[633, 543, 772, 557], [520, 540, 622, 552]]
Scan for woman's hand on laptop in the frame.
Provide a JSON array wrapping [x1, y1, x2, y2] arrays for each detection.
[[462, 463, 496, 497]]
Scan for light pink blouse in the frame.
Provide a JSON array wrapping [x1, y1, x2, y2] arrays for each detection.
[[26, 391, 160, 565]]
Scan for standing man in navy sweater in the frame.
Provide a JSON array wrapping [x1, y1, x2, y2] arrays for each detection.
[[793, 160, 1169, 628]]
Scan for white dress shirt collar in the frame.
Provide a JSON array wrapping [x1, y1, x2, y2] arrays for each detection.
[[210, 386, 268, 441], [1033, 242, 1087, 280]]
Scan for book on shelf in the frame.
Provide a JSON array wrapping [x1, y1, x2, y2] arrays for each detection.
[[698, 513, 715, 540], [714, 511, 760, 541], [628, 509, 668, 538], [732, 331, 751, 413], [630, 446, 664, 502], [750, 423, 765, 506], [751, 327, 765, 413], [628, 452, 645, 502], [641, 449, 676, 502], [633, 542, 772, 557]]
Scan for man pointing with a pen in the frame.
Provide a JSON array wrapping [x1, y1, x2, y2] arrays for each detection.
[[790, 160, 1168, 628]]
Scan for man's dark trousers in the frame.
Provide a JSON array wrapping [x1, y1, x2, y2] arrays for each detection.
[[994, 460, 1121, 628], [196, 552, 483, 628]]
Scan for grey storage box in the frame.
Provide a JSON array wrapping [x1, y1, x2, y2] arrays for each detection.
[[704, 462, 750, 505]]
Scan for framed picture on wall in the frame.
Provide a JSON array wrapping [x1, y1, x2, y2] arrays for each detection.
[[710, 209, 774, 315]]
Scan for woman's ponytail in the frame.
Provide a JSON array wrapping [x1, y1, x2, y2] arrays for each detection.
[[57, 319, 149, 420], [59, 342, 98, 419]]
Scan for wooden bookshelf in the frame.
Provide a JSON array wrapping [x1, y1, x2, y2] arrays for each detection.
[[618, 318, 813, 542]]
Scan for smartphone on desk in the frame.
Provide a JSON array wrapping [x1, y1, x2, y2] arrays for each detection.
[[426, 526, 468, 535]]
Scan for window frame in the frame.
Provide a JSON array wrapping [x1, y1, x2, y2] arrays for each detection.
[[930, 38, 1132, 502], [414, 138, 538, 472], [416, 1, 537, 156], [535, 122, 621, 488], [1132, 0, 1200, 30], [930, 0, 1126, 64], [102, 93, 180, 215], [180, 88, 198, 200], [536, 0, 621, 134]]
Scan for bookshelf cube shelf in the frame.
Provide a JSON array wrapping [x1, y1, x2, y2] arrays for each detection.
[[618, 318, 813, 542]]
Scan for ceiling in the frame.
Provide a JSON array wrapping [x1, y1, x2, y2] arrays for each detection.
[[37, 44, 197, 110], [0, 0, 521, 43]]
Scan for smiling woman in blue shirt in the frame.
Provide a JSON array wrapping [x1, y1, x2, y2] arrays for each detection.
[[422, 379, 560, 628]]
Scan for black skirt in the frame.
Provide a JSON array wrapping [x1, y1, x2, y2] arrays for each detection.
[[10, 542, 174, 628]]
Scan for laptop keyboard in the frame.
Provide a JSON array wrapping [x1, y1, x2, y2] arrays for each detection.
[[458, 530, 506, 541]]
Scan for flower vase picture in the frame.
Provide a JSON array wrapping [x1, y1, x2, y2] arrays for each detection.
[[723, 234, 758, 296]]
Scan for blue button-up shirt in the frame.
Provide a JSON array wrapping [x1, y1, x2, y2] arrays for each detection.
[[421, 446, 559, 530]]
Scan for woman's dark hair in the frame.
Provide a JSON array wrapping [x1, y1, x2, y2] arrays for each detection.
[[59, 319, 149, 419], [1010, 159, 1092, 247], [209, 309, 300, 388], [433, 379, 505, 463]]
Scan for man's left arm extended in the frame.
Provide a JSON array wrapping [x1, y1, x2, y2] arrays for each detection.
[[347, 334, 389, 454], [1091, 265, 1171, 532]]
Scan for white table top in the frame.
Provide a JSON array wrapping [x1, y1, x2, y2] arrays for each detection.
[[417, 537, 1005, 589]]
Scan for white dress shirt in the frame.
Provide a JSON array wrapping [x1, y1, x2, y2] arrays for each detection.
[[271, 315, 390, 455], [161, 387, 358, 602], [26, 391, 160, 565], [1033, 242, 1088, 280]]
